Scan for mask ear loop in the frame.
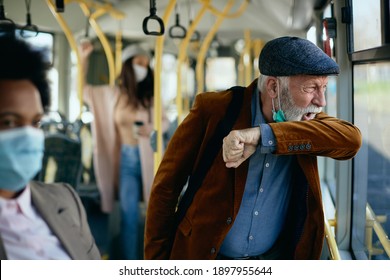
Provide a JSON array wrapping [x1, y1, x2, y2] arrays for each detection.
[[276, 78, 282, 111], [272, 78, 281, 112]]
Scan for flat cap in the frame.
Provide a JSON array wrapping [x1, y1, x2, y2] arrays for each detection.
[[121, 44, 151, 63], [259, 36, 339, 76]]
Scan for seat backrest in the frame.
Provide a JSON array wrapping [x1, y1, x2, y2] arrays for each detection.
[[37, 133, 83, 189]]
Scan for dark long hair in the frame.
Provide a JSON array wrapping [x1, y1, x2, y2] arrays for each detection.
[[119, 57, 153, 109]]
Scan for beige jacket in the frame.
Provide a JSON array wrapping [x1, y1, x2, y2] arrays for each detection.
[[84, 85, 168, 213]]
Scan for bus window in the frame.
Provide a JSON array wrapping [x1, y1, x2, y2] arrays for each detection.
[[353, 62, 390, 260], [352, 0, 382, 51]]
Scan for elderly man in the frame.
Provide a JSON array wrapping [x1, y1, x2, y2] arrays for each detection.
[[144, 36, 362, 260]]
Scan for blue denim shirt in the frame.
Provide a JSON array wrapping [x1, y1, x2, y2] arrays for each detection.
[[219, 88, 294, 258]]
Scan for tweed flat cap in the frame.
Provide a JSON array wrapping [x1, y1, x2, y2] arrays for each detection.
[[259, 36, 339, 76], [121, 45, 151, 63]]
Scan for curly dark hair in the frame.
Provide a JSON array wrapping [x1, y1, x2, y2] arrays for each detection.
[[0, 36, 51, 110]]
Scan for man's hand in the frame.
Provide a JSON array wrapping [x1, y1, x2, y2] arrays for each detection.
[[222, 127, 261, 168]]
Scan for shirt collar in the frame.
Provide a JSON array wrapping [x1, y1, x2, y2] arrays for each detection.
[[0, 184, 35, 220]]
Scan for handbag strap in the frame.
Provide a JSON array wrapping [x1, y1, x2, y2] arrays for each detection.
[[174, 86, 245, 226]]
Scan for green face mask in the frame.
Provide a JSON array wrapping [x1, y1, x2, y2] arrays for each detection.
[[272, 108, 286, 122]]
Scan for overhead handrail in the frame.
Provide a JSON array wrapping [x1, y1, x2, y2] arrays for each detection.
[[143, 0, 165, 36], [21, 0, 39, 38], [199, 0, 249, 18], [169, 3, 187, 39], [0, 0, 16, 36]]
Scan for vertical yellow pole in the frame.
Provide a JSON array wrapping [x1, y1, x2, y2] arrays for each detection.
[[244, 29, 252, 86], [238, 53, 245, 86], [115, 28, 123, 77], [153, 0, 177, 173], [252, 39, 263, 78]]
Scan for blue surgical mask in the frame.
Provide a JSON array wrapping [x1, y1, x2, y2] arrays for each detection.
[[0, 127, 44, 192], [272, 79, 287, 123]]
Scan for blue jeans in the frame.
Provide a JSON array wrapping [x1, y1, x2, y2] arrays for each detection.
[[119, 145, 142, 260]]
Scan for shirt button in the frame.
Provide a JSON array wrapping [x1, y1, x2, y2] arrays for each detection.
[[268, 140, 273, 145], [254, 211, 259, 216], [265, 163, 270, 167], [249, 235, 254, 240], [226, 217, 232, 225], [259, 188, 264, 193]]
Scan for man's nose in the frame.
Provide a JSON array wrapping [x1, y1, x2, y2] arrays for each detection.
[[313, 88, 327, 107]]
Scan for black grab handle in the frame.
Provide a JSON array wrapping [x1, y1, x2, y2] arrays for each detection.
[[168, 14, 187, 39], [142, 0, 164, 36]]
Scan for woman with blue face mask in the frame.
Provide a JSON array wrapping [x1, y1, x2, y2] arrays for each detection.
[[0, 36, 101, 260]]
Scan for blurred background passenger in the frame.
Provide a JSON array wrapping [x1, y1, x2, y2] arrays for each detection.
[[79, 40, 168, 259], [0, 36, 101, 260]]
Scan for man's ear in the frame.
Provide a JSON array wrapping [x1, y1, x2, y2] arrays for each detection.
[[265, 77, 278, 98]]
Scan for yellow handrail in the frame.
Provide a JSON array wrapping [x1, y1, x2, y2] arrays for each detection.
[[243, 29, 252, 85], [252, 39, 263, 78], [324, 215, 341, 260], [153, 0, 177, 173], [237, 52, 245, 86], [115, 28, 123, 76]]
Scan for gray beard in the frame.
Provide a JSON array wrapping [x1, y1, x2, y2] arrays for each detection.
[[279, 87, 322, 121]]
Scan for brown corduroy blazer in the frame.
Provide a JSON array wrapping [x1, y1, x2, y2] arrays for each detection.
[[144, 79, 362, 260]]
